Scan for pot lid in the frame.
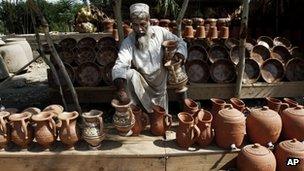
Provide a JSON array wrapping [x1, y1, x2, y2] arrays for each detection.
[[218, 104, 245, 122], [250, 106, 279, 118], [279, 138, 304, 153], [242, 143, 271, 156], [283, 105, 304, 116]]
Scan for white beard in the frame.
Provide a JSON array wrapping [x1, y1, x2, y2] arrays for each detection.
[[135, 28, 151, 51]]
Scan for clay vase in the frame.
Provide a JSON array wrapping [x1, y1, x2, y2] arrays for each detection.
[[102, 19, 114, 33], [215, 104, 246, 149], [57, 111, 80, 149], [0, 111, 10, 149], [183, 98, 199, 121], [176, 112, 200, 149], [162, 40, 178, 63], [31, 111, 57, 148], [111, 99, 135, 136], [210, 98, 226, 128], [131, 105, 149, 136], [23, 107, 41, 115], [43, 104, 64, 116], [266, 97, 289, 114], [237, 143, 276, 171], [275, 139, 304, 171], [164, 58, 188, 93], [196, 110, 214, 147], [283, 98, 298, 108], [82, 110, 105, 149], [150, 105, 172, 136], [246, 106, 282, 146], [281, 105, 304, 141], [230, 97, 246, 112], [8, 112, 33, 149]]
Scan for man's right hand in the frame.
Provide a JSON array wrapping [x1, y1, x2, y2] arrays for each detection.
[[116, 90, 130, 104]]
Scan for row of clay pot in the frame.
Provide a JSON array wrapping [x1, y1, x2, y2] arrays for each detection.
[[237, 139, 304, 171]]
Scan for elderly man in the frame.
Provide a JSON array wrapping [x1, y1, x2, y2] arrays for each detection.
[[112, 3, 187, 114]]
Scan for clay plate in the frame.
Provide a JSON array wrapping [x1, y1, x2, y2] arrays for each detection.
[[285, 58, 304, 81], [96, 36, 117, 50], [260, 58, 284, 83], [273, 37, 291, 49], [257, 36, 273, 49], [75, 47, 96, 64], [230, 45, 250, 65], [243, 59, 260, 84], [96, 46, 118, 66], [210, 59, 236, 83], [188, 45, 208, 62], [225, 38, 239, 49], [185, 60, 209, 83], [59, 49, 76, 64], [59, 38, 77, 50], [250, 45, 271, 65], [208, 45, 229, 63], [76, 62, 102, 86], [77, 37, 96, 49], [271, 45, 292, 63]]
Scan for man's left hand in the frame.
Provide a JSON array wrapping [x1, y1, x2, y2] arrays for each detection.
[[174, 52, 186, 65]]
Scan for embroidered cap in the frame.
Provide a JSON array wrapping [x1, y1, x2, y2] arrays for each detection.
[[130, 3, 149, 15]]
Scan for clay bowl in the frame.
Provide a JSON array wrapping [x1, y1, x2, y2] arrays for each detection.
[[243, 59, 260, 84], [76, 62, 102, 87], [285, 58, 304, 81], [59, 49, 77, 64], [159, 19, 171, 29], [208, 45, 229, 63], [188, 45, 208, 62], [186, 59, 209, 83], [290, 46, 304, 58], [101, 62, 115, 85], [230, 45, 250, 65], [192, 17, 204, 28], [273, 37, 291, 49], [225, 38, 240, 49], [75, 47, 96, 65], [271, 45, 292, 63], [96, 46, 118, 66], [59, 38, 77, 50], [150, 18, 159, 26], [206, 18, 217, 27], [77, 37, 96, 49], [96, 36, 117, 50], [250, 45, 271, 65], [260, 58, 285, 83], [210, 59, 236, 83], [257, 36, 273, 49]]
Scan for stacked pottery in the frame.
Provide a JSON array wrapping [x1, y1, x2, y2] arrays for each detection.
[[281, 105, 304, 141], [196, 110, 214, 147], [275, 139, 304, 171], [0, 111, 10, 149], [131, 105, 149, 136], [111, 99, 135, 136], [210, 98, 226, 127], [164, 58, 188, 93], [82, 110, 105, 149], [266, 97, 289, 114], [150, 105, 172, 136], [31, 111, 57, 148], [195, 26, 206, 39], [215, 104, 246, 149], [176, 112, 200, 149], [246, 106, 282, 146], [159, 19, 171, 30], [57, 111, 80, 149], [9, 112, 33, 149], [237, 143, 276, 171]]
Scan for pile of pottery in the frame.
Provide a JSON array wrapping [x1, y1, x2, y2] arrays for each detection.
[[47, 36, 118, 87]]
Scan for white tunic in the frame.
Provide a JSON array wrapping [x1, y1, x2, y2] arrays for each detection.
[[112, 26, 187, 113]]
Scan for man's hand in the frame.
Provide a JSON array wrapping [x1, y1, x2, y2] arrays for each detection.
[[116, 90, 130, 104], [174, 52, 186, 65], [113, 78, 130, 104]]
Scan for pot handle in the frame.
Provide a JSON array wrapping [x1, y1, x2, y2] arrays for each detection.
[[0, 117, 7, 136], [66, 119, 71, 139], [164, 113, 172, 131], [279, 103, 289, 114], [141, 112, 150, 129], [193, 124, 201, 139], [204, 123, 213, 139], [21, 119, 28, 139], [49, 118, 57, 136], [98, 116, 104, 132]]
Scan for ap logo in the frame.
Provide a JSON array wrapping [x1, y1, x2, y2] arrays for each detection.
[[286, 157, 300, 166]]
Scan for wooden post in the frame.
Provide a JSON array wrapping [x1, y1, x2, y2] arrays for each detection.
[[113, 0, 123, 45], [235, 0, 250, 98], [176, 0, 190, 38]]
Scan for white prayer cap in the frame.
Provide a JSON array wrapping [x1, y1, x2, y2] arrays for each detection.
[[130, 3, 149, 15]]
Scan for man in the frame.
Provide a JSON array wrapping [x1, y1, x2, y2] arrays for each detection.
[[112, 3, 187, 114]]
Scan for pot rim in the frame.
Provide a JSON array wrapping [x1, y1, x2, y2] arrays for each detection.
[[57, 111, 79, 120], [111, 99, 132, 108], [0, 111, 10, 118], [43, 104, 64, 113], [178, 112, 194, 124], [82, 110, 103, 118], [9, 112, 32, 121], [31, 111, 54, 121]]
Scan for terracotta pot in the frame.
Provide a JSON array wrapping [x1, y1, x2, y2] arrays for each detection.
[[273, 37, 291, 49], [183, 98, 199, 119], [195, 26, 206, 39], [111, 99, 135, 136], [151, 105, 172, 136], [162, 40, 178, 62], [243, 59, 260, 84], [159, 19, 171, 30], [250, 45, 271, 65], [43, 104, 64, 116], [150, 18, 159, 26], [237, 143, 276, 171], [215, 104, 246, 149], [283, 98, 298, 108], [192, 18, 204, 28], [275, 139, 304, 171], [196, 110, 214, 147], [82, 110, 105, 149], [285, 58, 304, 81], [0, 111, 10, 149], [182, 18, 193, 26], [219, 26, 229, 39], [217, 18, 230, 28], [281, 105, 304, 141], [5, 38, 33, 62], [230, 97, 246, 112], [207, 26, 218, 39], [257, 36, 273, 49], [131, 105, 149, 136], [102, 19, 114, 33], [32, 111, 57, 148], [246, 106, 282, 146], [0, 43, 29, 72], [206, 18, 217, 27], [22, 107, 41, 115], [8, 112, 33, 148], [57, 111, 80, 148], [182, 26, 194, 39], [260, 59, 285, 83], [266, 97, 289, 114], [164, 58, 188, 93], [176, 112, 200, 149], [210, 98, 226, 127], [271, 45, 292, 63]]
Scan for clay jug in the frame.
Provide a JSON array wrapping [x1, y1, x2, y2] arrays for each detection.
[[281, 105, 304, 141], [246, 106, 282, 146], [5, 38, 33, 61], [176, 112, 200, 149], [111, 99, 135, 136], [237, 143, 276, 171], [43, 104, 64, 116], [151, 105, 172, 136], [266, 97, 289, 114], [275, 139, 304, 171], [31, 111, 57, 148], [82, 110, 105, 149], [0, 43, 29, 72], [131, 105, 149, 136], [57, 111, 80, 149], [162, 40, 178, 63], [210, 98, 226, 127], [283, 97, 298, 108], [183, 98, 199, 120], [23, 107, 41, 115], [164, 58, 188, 93], [196, 109, 214, 147], [215, 104, 246, 149], [8, 112, 33, 149], [0, 111, 10, 149], [230, 97, 246, 112]]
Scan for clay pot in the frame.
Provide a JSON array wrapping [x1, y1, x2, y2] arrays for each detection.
[[82, 110, 105, 149], [243, 59, 260, 84], [150, 18, 159, 26], [217, 18, 230, 28], [182, 26, 194, 39], [192, 18, 204, 28], [57, 111, 80, 148], [159, 19, 171, 30], [210, 98, 226, 127], [164, 58, 188, 93], [131, 105, 149, 136], [283, 98, 298, 108], [102, 19, 114, 33], [111, 99, 135, 136], [285, 58, 304, 81], [0, 111, 10, 149], [215, 104, 246, 149], [183, 98, 199, 119], [31, 111, 57, 148], [77, 62, 102, 87], [246, 106, 282, 146], [0, 43, 29, 72], [162, 40, 178, 62], [9, 112, 33, 148], [43, 104, 64, 116], [257, 36, 273, 49], [207, 26, 218, 39], [196, 110, 214, 147], [275, 139, 304, 171], [59, 38, 77, 50], [22, 107, 41, 115], [182, 18, 193, 26], [206, 18, 217, 27], [237, 143, 276, 171], [219, 26, 229, 39], [5, 38, 33, 62], [260, 59, 285, 83], [281, 105, 304, 141], [266, 97, 289, 114], [250, 45, 271, 65], [150, 105, 172, 136], [208, 45, 229, 63], [195, 26, 206, 39], [273, 37, 291, 49], [230, 97, 246, 112], [271, 45, 292, 63], [230, 45, 250, 65]]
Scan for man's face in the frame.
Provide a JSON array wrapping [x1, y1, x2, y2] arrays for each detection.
[[131, 19, 149, 36]]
